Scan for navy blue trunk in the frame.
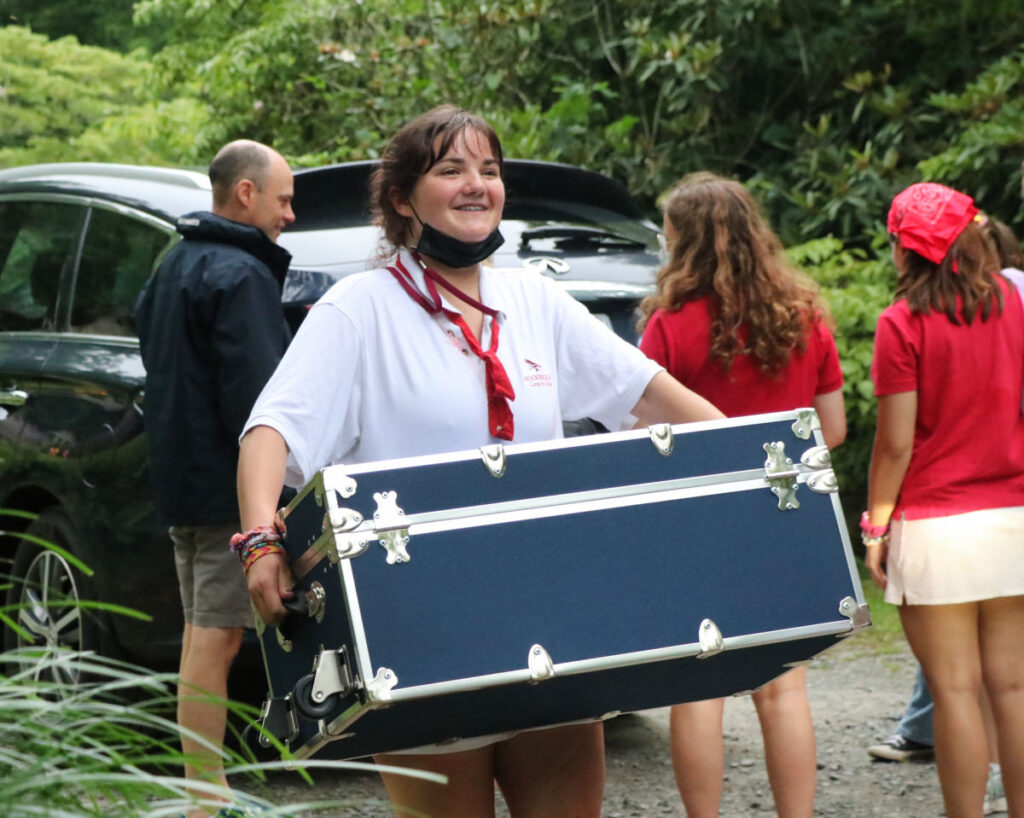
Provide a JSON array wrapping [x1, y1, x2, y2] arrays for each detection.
[[251, 409, 869, 761]]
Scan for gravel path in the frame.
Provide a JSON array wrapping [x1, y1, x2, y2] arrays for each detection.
[[242, 634, 948, 816]]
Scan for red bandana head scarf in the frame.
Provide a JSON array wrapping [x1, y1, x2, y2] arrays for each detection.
[[887, 183, 978, 265]]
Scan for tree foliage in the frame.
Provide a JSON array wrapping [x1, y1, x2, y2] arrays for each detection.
[[8, 0, 1024, 228], [132, 0, 1024, 242], [0, 26, 207, 167], [0, 0, 164, 51], [6, 1, 1024, 503], [788, 237, 896, 504], [918, 45, 1024, 224], [0, 27, 143, 151]]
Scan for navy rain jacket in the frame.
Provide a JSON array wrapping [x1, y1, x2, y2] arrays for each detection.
[[135, 211, 291, 526]]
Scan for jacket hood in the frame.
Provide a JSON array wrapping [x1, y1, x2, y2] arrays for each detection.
[[177, 211, 292, 283]]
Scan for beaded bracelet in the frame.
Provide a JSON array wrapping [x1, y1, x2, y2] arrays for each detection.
[[242, 542, 287, 574], [861, 532, 889, 548]]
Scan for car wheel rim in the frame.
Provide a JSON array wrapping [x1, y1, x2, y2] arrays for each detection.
[[16, 549, 85, 686]]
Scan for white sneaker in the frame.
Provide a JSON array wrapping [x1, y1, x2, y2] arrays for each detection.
[[984, 767, 1007, 815]]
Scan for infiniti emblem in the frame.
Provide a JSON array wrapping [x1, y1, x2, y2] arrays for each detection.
[[523, 257, 571, 276]]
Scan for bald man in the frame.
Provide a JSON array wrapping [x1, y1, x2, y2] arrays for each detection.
[[135, 140, 295, 818]]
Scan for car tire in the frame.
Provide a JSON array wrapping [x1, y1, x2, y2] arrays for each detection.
[[4, 507, 104, 687]]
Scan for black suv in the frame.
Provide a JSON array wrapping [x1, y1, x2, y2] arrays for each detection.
[[0, 160, 661, 678]]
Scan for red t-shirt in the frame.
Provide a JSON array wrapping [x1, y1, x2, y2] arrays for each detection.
[[639, 298, 844, 417], [871, 276, 1024, 519]]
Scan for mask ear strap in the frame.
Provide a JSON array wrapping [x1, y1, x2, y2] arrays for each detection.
[[407, 200, 425, 228]]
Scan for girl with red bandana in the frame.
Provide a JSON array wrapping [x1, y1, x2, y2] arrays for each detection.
[[865, 182, 1024, 817]]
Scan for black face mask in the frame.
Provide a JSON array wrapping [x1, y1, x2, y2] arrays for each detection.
[[414, 221, 505, 269]]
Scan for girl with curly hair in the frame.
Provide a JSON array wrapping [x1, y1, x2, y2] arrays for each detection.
[[639, 172, 846, 818]]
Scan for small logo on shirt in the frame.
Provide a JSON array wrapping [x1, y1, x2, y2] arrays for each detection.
[[524, 358, 552, 386]]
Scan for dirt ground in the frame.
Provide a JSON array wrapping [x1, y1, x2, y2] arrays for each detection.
[[246, 633, 949, 817]]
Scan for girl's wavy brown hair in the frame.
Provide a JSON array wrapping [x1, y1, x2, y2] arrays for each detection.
[[893, 221, 1003, 324], [637, 172, 831, 374]]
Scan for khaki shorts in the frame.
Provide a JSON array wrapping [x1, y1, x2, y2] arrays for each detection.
[[170, 522, 253, 628]]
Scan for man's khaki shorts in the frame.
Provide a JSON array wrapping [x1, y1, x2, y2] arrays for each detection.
[[170, 522, 253, 628]]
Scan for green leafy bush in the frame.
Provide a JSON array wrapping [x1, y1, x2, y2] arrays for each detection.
[[918, 44, 1024, 223], [10, 1, 1024, 250], [788, 234, 896, 508], [0, 26, 209, 168]]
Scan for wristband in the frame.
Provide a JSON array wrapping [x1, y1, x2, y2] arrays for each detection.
[[230, 524, 280, 555], [242, 542, 287, 574], [859, 511, 889, 538], [861, 532, 888, 548]]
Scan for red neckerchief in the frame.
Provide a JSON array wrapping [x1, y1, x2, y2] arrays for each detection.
[[388, 253, 515, 441]]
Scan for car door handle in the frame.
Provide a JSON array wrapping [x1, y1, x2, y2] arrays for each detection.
[[0, 388, 29, 407]]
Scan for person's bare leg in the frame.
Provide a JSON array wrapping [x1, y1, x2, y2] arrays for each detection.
[[981, 688, 1000, 765], [979, 595, 1024, 816], [751, 667, 816, 818], [496, 723, 604, 817], [901, 602, 987, 818], [670, 699, 725, 818], [375, 745, 496, 818], [178, 623, 243, 818]]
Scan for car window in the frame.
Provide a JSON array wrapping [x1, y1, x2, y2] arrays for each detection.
[[0, 200, 85, 332], [503, 205, 658, 250], [71, 207, 173, 336]]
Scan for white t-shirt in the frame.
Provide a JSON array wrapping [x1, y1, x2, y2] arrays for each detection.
[[244, 248, 662, 487]]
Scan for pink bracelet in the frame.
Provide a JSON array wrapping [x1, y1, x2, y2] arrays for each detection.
[[859, 511, 889, 538]]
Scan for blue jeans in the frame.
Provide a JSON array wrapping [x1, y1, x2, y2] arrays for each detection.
[[898, 665, 934, 747]]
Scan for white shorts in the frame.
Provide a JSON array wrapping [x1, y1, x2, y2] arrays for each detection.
[[386, 732, 514, 756], [884, 506, 1024, 605]]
